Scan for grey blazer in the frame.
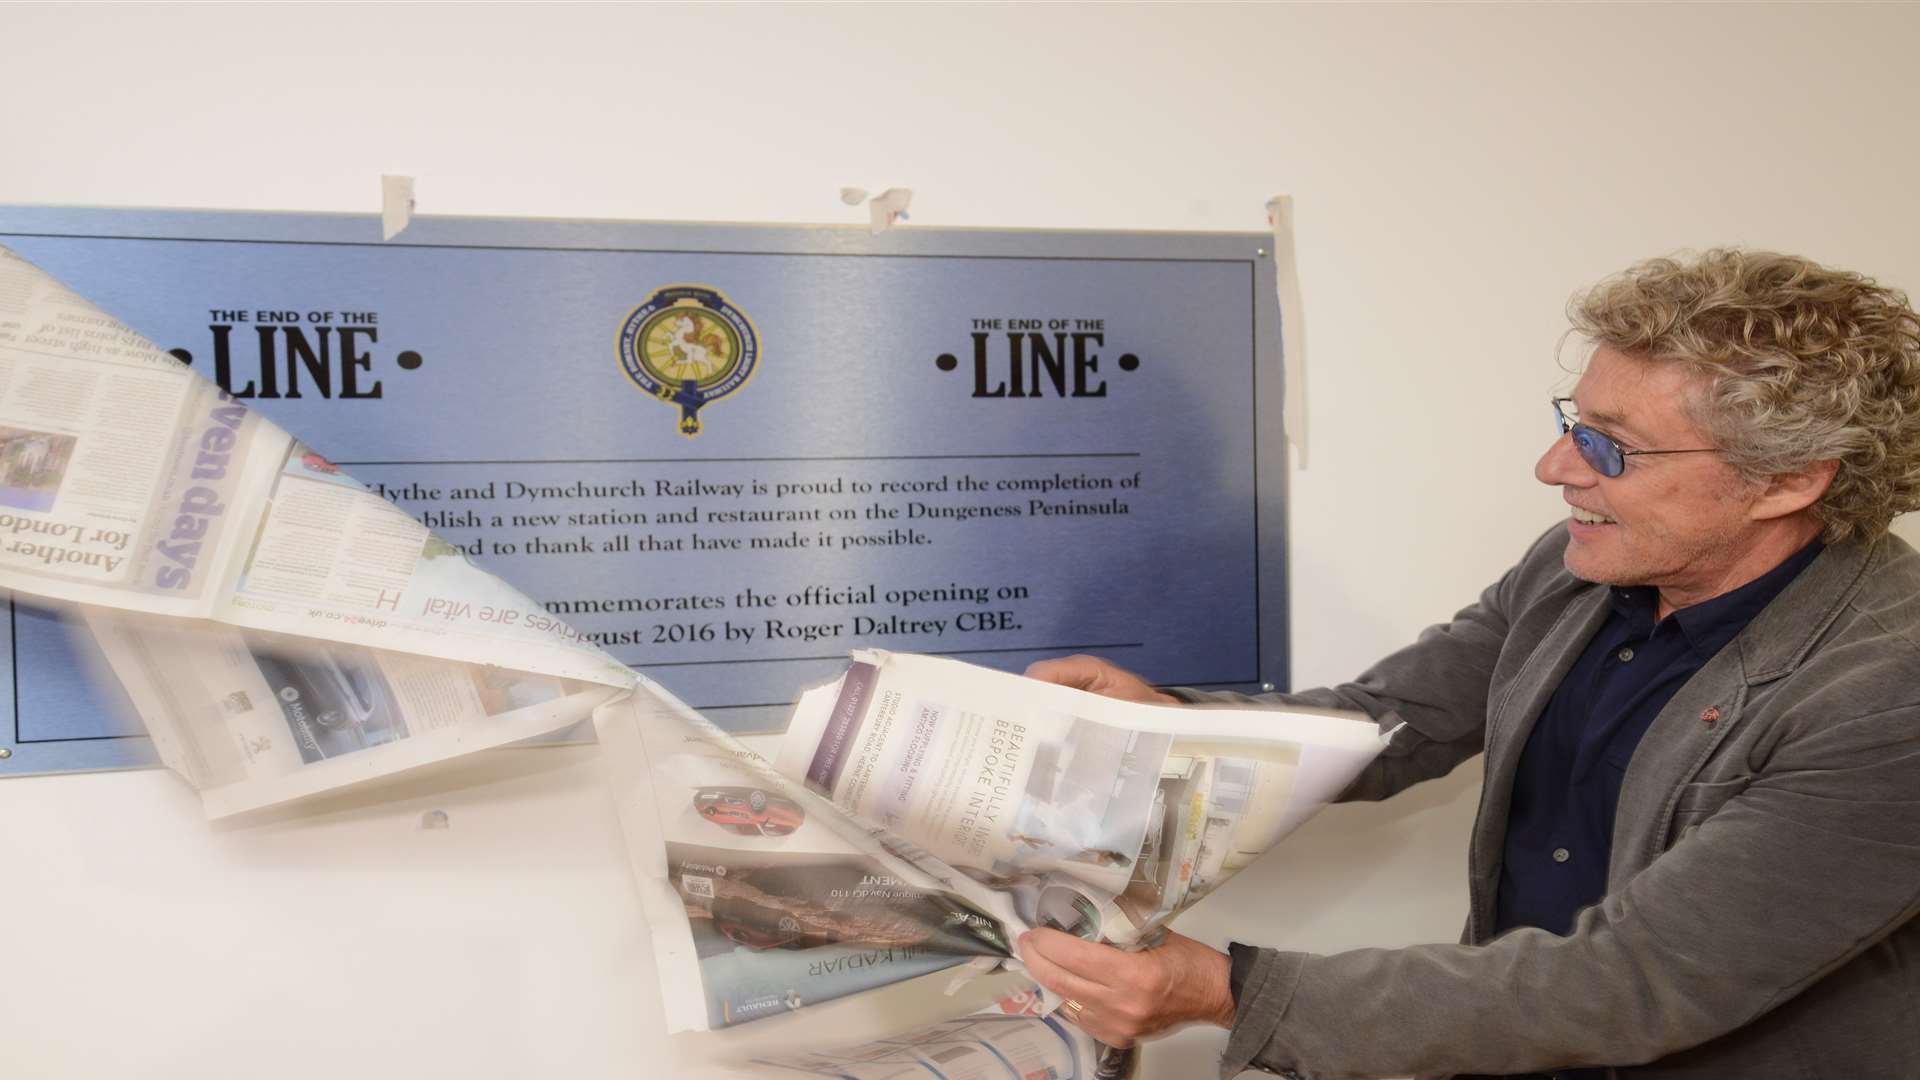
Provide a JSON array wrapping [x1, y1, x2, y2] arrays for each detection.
[[1203, 526, 1920, 1079]]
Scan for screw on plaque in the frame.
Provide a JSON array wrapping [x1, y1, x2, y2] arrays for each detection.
[[0, 747, 11, 759]]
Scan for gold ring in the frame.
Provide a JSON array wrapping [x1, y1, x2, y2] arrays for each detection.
[[1062, 999, 1085, 1020]]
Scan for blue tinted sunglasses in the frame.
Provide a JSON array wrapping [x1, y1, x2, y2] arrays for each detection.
[[1551, 398, 1719, 478]]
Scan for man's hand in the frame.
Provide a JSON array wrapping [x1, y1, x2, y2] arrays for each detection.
[[1016, 928, 1236, 1047], [1023, 654, 1180, 706]]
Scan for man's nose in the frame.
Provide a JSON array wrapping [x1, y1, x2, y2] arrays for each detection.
[[1535, 432, 1596, 487]]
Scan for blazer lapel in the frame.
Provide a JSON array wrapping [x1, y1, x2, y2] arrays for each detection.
[[1607, 651, 1748, 876], [1608, 538, 1880, 877]]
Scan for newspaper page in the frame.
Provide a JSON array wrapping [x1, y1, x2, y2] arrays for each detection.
[[85, 610, 620, 818], [212, 437, 634, 686], [753, 989, 1097, 1079], [0, 243, 630, 687], [774, 650, 1389, 945], [594, 679, 1028, 1033], [0, 242, 639, 814], [0, 246, 279, 614]]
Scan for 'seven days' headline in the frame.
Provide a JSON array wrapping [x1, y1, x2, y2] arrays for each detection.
[[153, 392, 248, 590]]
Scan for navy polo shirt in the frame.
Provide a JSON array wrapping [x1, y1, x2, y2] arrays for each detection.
[[1495, 540, 1823, 940]]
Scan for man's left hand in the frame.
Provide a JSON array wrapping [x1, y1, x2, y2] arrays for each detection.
[[1016, 928, 1237, 1047]]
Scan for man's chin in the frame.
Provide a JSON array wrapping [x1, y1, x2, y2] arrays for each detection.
[[1562, 537, 1624, 586]]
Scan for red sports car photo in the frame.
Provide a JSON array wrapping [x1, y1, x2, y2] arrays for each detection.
[[693, 786, 804, 837]]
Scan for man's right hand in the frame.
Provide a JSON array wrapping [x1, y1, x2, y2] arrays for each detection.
[[1023, 654, 1181, 706]]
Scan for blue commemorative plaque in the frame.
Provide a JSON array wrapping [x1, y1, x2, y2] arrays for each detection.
[[0, 208, 1290, 775]]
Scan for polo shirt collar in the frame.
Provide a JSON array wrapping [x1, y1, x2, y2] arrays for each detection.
[[1607, 539, 1825, 658]]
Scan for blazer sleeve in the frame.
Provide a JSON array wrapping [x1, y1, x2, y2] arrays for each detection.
[[1217, 695, 1920, 1079]]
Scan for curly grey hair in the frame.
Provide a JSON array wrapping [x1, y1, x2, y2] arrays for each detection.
[[1570, 249, 1920, 543]]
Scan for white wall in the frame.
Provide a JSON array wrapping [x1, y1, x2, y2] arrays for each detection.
[[2, 4, 1916, 1078]]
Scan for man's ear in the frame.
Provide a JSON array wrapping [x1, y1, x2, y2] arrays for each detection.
[[1751, 459, 1839, 521]]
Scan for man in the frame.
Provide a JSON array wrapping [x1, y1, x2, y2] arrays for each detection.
[[1018, 249, 1920, 1078]]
